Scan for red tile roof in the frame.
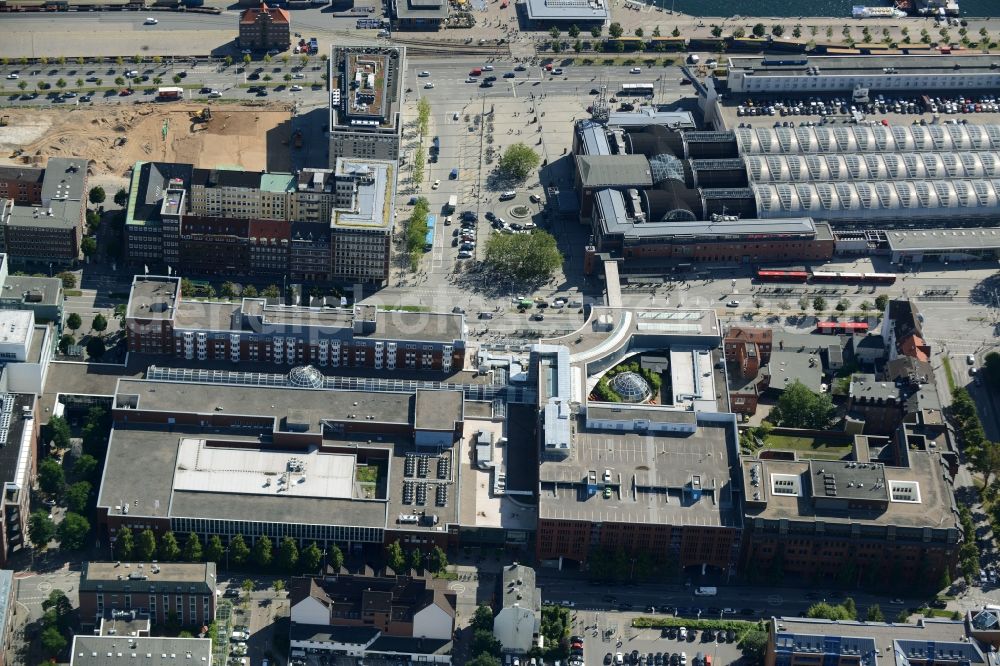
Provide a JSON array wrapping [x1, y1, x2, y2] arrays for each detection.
[[240, 1, 290, 25], [899, 334, 930, 362]]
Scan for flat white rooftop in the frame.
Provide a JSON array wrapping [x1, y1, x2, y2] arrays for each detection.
[[0, 310, 32, 346], [173, 439, 356, 499]]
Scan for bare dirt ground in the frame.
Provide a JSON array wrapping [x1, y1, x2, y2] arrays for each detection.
[[0, 103, 293, 179]]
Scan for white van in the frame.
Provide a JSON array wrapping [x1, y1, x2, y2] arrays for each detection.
[[208, 90, 222, 98], [144, 17, 158, 25], [630, 67, 642, 74], [499, 190, 516, 201]]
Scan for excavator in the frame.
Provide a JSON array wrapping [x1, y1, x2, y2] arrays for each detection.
[[188, 107, 212, 124]]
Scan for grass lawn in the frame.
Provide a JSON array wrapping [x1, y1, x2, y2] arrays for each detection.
[[765, 434, 853, 459], [355, 465, 379, 484], [942, 355, 956, 392]]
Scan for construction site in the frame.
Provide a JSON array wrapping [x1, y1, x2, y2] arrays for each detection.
[[0, 103, 294, 180]]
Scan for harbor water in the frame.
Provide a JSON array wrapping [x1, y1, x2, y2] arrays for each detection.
[[657, 0, 992, 17]]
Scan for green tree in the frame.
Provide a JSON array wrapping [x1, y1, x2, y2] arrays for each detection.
[[81, 406, 110, 459], [243, 285, 258, 298], [409, 548, 423, 571], [220, 281, 237, 299], [813, 295, 827, 312], [113, 303, 128, 331], [262, 284, 280, 298], [76, 78, 84, 88], [38, 458, 64, 496], [29, 509, 55, 547], [752, 23, 766, 37], [875, 294, 889, 311], [652, 26, 661, 37], [113, 188, 129, 207], [225, 55, 234, 67], [867, 604, 885, 622], [284, 73, 292, 82], [17, 81, 26, 92], [498, 143, 541, 181], [806, 602, 854, 620], [300, 541, 323, 572], [983, 351, 1000, 389], [277, 536, 298, 571], [417, 97, 431, 137], [92, 313, 108, 334], [740, 628, 768, 665], [56, 511, 90, 550], [733, 27, 746, 38], [88, 186, 106, 206], [328, 543, 345, 572], [82, 236, 97, 257], [66, 312, 82, 333], [204, 535, 224, 564], [843, 597, 858, 618], [172, 74, 182, 84], [472, 604, 494, 632], [769, 380, 836, 429], [252, 535, 273, 568], [591, 25, 602, 38], [609, 22, 624, 38], [230, 534, 250, 566], [55, 78, 66, 89], [386, 540, 406, 572], [549, 26, 560, 38], [45, 415, 71, 449], [56, 271, 76, 289], [64, 481, 91, 514], [114, 526, 134, 560], [635, 27, 644, 37], [671, 26, 681, 37], [159, 531, 181, 561], [273, 579, 285, 594], [483, 230, 562, 286], [74, 454, 98, 481], [972, 441, 1000, 487], [243, 54, 252, 66], [473, 628, 503, 656], [569, 24, 581, 38], [836, 298, 850, 312], [859, 300, 872, 314], [137, 528, 157, 561], [183, 532, 202, 561], [40, 625, 67, 657], [85, 336, 105, 360], [792, 25, 802, 38], [428, 545, 448, 573], [467, 656, 501, 666]]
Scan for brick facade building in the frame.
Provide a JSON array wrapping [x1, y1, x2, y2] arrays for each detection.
[[125, 276, 466, 372], [0, 167, 43, 205], [238, 2, 290, 52], [78, 562, 216, 630]]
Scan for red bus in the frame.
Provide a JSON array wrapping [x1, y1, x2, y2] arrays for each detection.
[[863, 273, 897, 285], [756, 269, 809, 283], [816, 321, 869, 335]]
